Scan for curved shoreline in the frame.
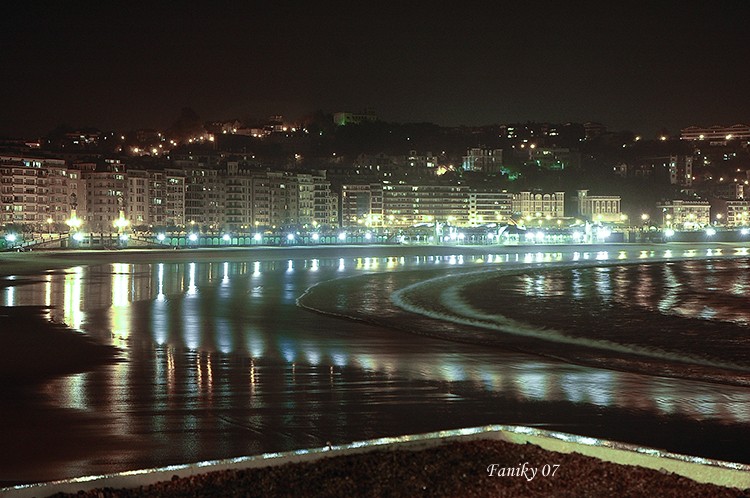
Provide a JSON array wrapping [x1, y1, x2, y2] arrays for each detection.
[[3, 242, 749, 387], [298, 247, 750, 387]]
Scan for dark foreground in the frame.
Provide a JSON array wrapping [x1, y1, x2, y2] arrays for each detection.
[[49, 440, 748, 498]]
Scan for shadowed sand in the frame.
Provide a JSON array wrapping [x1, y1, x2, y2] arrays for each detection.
[[0, 307, 120, 384]]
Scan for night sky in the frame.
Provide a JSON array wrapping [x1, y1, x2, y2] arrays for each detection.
[[1, 1, 749, 137]]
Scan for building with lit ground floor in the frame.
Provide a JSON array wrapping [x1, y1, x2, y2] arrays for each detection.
[[656, 200, 711, 229], [575, 190, 624, 223]]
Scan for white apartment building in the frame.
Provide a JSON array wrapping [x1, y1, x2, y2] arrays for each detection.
[[511, 191, 565, 219], [576, 190, 623, 223], [656, 200, 711, 228], [468, 191, 513, 226]]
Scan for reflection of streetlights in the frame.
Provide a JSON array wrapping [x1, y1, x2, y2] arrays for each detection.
[[46, 217, 54, 234]]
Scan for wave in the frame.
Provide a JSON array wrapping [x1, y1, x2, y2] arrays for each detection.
[[298, 259, 750, 386], [391, 271, 750, 374]]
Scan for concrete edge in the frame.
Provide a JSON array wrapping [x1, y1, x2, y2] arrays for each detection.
[[2, 425, 749, 497]]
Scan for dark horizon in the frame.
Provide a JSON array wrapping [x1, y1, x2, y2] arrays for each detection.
[[2, 1, 749, 138]]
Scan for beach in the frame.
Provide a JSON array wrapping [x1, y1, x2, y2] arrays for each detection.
[[1, 242, 750, 492]]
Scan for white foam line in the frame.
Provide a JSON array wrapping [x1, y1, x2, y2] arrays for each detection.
[[391, 267, 750, 373]]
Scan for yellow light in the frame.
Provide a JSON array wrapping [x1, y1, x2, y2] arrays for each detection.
[[114, 217, 130, 229]]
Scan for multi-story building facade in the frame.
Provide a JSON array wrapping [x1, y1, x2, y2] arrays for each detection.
[[340, 184, 379, 227], [178, 160, 225, 229], [127, 169, 149, 227], [0, 155, 72, 228], [725, 200, 750, 227], [656, 200, 711, 229], [576, 190, 623, 223], [462, 148, 503, 174], [0, 152, 340, 234], [341, 182, 470, 228], [468, 191, 513, 226], [219, 167, 337, 231], [713, 183, 744, 200], [46, 163, 73, 226], [224, 161, 254, 230], [382, 183, 470, 227], [313, 173, 338, 228], [680, 124, 750, 142], [83, 160, 128, 233], [511, 191, 565, 219], [164, 168, 186, 227]]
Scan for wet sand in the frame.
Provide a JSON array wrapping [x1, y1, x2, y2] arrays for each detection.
[[0, 306, 119, 383], [2, 242, 750, 489], [1, 241, 736, 277]]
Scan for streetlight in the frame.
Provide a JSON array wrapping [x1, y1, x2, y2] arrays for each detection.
[[4, 233, 17, 248]]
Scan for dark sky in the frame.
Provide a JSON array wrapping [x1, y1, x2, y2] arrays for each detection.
[[1, 1, 749, 137]]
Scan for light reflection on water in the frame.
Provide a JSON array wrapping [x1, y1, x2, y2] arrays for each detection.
[[2, 247, 750, 479]]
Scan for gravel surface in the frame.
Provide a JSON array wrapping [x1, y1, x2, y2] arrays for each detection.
[[48, 439, 749, 498]]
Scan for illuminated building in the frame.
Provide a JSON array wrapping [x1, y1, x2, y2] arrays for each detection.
[[512, 191, 565, 218], [576, 190, 623, 223], [725, 200, 750, 227], [82, 160, 128, 232], [333, 110, 377, 126], [656, 200, 710, 229], [0, 155, 67, 228], [680, 124, 750, 142], [462, 148, 503, 173], [468, 191, 513, 226], [164, 169, 186, 227]]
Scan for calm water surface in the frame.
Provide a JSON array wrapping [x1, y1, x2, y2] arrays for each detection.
[[1, 246, 749, 483]]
